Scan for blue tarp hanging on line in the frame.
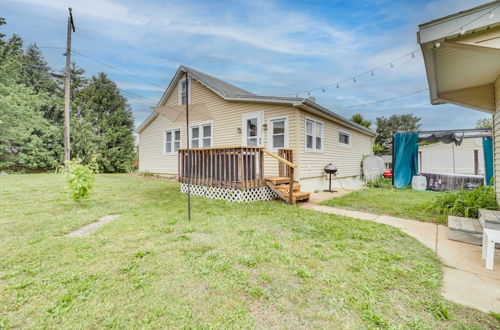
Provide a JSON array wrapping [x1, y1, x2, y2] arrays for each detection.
[[393, 132, 419, 189], [482, 137, 494, 186]]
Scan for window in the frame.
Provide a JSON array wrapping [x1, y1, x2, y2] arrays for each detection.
[[190, 123, 212, 148], [339, 131, 350, 145], [269, 117, 288, 150], [178, 78, 190, 105], [165, 129, 180, 154], [305, 118, 323, 151]]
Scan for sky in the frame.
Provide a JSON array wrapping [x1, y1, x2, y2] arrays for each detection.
[[0, 0, 493, 129]]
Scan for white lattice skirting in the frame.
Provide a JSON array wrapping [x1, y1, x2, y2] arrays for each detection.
[[180, 183, 278, 203]]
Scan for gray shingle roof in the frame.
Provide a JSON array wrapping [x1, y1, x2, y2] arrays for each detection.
[[137, 65, 375, 136], [181, 65, 256, 98]]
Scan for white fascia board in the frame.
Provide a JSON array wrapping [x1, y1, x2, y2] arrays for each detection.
[[418, 2, 500, 44]]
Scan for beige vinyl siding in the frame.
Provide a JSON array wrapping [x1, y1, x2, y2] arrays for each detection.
[[297, 110, 372, 180], [139, 73, 297, 176], [494, 75, 500, 200]]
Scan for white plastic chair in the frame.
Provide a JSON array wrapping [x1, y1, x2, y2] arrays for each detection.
[[482, 228, 500, 270]]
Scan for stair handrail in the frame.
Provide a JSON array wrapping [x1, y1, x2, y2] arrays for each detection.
[[262, 148, 296, 205], [261, 149, 297, 168]]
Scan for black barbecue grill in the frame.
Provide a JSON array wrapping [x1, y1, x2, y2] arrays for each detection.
[[324, 163, 338, 192]]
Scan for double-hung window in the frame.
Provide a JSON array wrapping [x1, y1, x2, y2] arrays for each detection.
[[269, 117, 287, 150], [190, 123, 212, 148], [305, 118, 323, 152], [165, 129, 180, 154]]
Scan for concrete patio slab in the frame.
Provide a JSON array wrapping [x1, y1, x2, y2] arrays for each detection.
[[300, 202, 500, 314], [308, 190, 355, 204]]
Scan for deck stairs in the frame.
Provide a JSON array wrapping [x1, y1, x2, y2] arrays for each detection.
[[265, 177, 310, 204]]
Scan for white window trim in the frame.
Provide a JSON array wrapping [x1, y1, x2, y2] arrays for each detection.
[[178, 77, 192, 105], [189, 120, 214, 148], [242, 111, 264, 146], [305, 116, 324, 153], [267, 115, 289, 151], [338, 130, 352, 148], [163, 127, 181, 155]]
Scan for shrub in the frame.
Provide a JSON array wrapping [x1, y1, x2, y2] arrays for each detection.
[[430, 185, 499, 219], [366, 177, 392, 189], [66, 160, 96, 204]]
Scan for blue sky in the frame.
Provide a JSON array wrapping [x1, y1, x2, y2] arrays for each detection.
[[1, 0, 492, 129]]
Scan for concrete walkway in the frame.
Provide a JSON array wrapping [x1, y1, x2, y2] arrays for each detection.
[[301, 201, 500, 314]]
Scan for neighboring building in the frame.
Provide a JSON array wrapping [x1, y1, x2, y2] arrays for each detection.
[[419, 139, 484, 175], [418, 1, 499, 197], [137, 65, 375, 193]]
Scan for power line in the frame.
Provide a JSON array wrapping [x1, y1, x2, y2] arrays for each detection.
[[287, 49, 420, 97], [324, 88, 429, 111], [73, 50, 165, 89], [289, 4, 499, 97]]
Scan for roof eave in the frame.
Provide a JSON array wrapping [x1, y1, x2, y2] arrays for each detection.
[[299, 100, 376, 136]]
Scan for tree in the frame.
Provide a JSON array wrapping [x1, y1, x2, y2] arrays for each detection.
[[475, 117, 492, 129], [374, 114, 422, 155], [0, 50, 62, 170], [73, 73, 135, 172], [351, 113, 371, 129]]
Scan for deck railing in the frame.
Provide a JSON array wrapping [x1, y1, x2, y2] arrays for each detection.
[[178, 146, 297, 204], [178, 147, 264, 189]]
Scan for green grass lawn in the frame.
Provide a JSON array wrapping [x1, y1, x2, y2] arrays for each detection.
[[0, 174, 497, 328], [321, 188, 447, 224]]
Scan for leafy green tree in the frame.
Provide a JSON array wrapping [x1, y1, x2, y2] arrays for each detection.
[[374, 114, 421, 155], [351, 113, 371, 129], [475, 117, 492, 129]]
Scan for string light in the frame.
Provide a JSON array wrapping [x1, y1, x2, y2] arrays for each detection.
[[288, 6, 499, 98]]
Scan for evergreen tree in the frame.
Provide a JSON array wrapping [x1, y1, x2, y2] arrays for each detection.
[[0, 49, 62, 170], [73, 73, 135, 172]]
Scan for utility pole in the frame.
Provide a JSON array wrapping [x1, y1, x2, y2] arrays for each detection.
[[64, 7, 75, 163]]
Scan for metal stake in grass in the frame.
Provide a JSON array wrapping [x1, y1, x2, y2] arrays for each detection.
[[186, 72, 191, 221]]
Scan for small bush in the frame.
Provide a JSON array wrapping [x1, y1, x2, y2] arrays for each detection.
[[139, 171, 155, 177], [430, 185, 499, 219], [366, 177, 392, 189], [66, 160, 96, 204]]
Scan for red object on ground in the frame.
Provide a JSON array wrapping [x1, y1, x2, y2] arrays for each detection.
[[383, 170, 393, 178]]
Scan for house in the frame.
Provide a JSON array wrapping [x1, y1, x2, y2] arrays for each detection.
[[418, 1, 499, 198], [419, 138, 485, 175], [137, 65, 375, 202]]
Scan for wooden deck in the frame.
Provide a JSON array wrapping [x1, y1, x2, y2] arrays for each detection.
[[178, 146, 309, 204]]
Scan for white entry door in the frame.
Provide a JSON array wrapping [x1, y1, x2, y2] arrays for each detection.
[[242, 112, 263, 146]]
